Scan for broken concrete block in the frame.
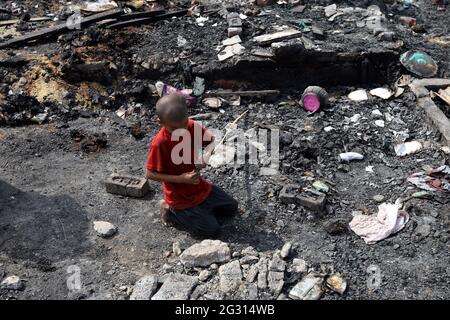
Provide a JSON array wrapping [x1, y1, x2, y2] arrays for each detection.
[[253, 28, 302, 46], [269, 251, 286, 272], [257, 258, 268, 290], [268, 271, 284, 296], [292, 258, 308, 273], [279, 184, 301, 204], [130, 275, 158, 300], [228, 27, 242, 37], [245, 264, 259, 283], [180, 240, 230, 267], [151, 274, 198, 300], [218, 260, 242, 292], [227, 13, 242, 28], [105, 174, 149, 198], [297, 188, 326, 211]]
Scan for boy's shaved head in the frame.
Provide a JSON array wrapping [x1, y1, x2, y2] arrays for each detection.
[[156, 94, 188, 123]]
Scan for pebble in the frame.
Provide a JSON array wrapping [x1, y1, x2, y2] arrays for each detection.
[[198, 270, 211, 282], [372, 195, 385, 203], [280, 242, 292, 259], [172, 241, 182, 256], [1, 275, 24, 290], [93, 221, 117, 238]]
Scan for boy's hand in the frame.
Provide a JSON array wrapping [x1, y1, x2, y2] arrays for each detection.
[[179, 170, 200, 184]]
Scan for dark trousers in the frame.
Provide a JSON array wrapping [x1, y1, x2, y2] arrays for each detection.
[[168, 185, 238, 238]]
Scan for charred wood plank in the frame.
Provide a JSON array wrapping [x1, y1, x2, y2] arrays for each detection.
[[107, 9, 188, 29], [0, 8, 123, 49], [116, 9, 165, 21], [0, 17, 52, 27], [204, 90, 280, 97]]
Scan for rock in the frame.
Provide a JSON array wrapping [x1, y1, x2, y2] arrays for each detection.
[[180, 240, 230, 267], [162, 264, 174, 274], [268, 271, 284, 296], [245, 264, 259, 283], [277, 293, 288, 300], [93, 221, 117, 238], [218, 260, 242, 292], [241, 246, 258, 256], [414, 224, 432, 238], [289, 273, 323, 300], [232, 252, 241, 258], [269, 251, 286, 272], [239, 255, 259, 265], [373, 195, 385, 203], [210, 264, 218, 270], [246, 283, 258, 299], [280, 242, 292, 259], [257, 258, 268, 290], [151, 274, 198, 300], [190, 284, 207, 300], [198, 270, 211, 282], [324, 4, 337, 17], [1, 275, 24, 290], [172, 241, 182, 256], [292, 258, 308, 273], [129, 275, 158, 300]]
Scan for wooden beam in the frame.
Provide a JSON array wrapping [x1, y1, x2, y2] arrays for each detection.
[[204, 89, 280, 97], [0, 17, 53, 27], [0, 8, 123, 49], [107, 9, 187, 29]]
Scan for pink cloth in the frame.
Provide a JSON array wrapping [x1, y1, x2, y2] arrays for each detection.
[[349, 203, 409, 244]]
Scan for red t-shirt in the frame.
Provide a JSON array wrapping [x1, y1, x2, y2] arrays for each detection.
[[146, 119, 213, 210]]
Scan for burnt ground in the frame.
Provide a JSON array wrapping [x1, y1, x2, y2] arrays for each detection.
[[0, 0, 449, 300]]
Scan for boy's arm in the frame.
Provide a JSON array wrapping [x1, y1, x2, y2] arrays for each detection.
[[146, 170, 200, 184]]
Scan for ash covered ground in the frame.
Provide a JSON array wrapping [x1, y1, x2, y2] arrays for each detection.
[[0, 0, 449, 300]]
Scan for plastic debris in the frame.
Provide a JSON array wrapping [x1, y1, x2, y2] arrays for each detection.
[[370, 88, 393, 99], [407, 165, 450, 193], [79, 0, 118, 13], [349, 203, 410, 244], [348, 89, 368, 101], [412, 191, 432, 198], [312, 180, 329, 193], [339, 152, 364, 162], [325, 273, 347, 295], [192, 77, 205, 96], [300, 86, 329, 112], [289, 273, 324, 300], [394, 141, 423, 156], [155, 81, 197, 107], [400, 50, 438, 78], [203, 97, 223, 109]]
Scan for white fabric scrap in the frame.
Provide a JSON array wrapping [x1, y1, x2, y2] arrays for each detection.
[[349, 203, 409, 244]]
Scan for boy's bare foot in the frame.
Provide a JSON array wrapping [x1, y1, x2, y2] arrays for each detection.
[[159, 199, 171, 226]]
